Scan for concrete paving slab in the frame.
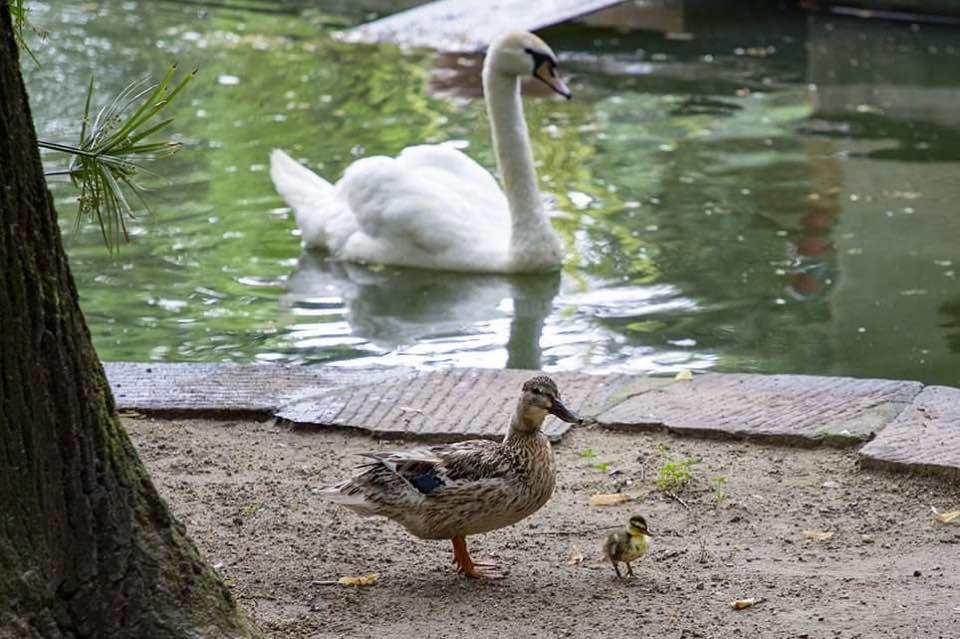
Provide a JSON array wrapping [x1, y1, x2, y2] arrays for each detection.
[[276, 367, 640, 442], [104, 362, 960, 478], [105, 362, 412, 415], [859, 385, 960, 478], [597, 373, 923, 447]]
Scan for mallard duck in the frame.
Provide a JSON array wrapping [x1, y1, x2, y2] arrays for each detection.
[[603, 515, 652, 578], [318, 375, 579, 579]]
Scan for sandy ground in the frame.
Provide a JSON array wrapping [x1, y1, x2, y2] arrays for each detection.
[[123, 416, 960, 638]]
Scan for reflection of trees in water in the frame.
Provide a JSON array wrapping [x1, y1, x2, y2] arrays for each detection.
[[801, 112, 960, 163], [807, 10, 960, 155], [27, 1, 167, 132], [939, 298, 960, 354], [571, 87, 843, 373]]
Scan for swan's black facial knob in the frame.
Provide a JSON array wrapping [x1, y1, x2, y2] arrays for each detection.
[[525, 47, 571, 99]]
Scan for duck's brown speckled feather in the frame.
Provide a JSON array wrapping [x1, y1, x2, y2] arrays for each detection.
[[326, 433, 556, 540]]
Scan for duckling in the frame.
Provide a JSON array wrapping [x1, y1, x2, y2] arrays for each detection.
[[318, 375, 579, 579], [603, 515, 652, 578]]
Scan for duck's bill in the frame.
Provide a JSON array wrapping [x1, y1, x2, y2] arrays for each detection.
[[548, 398, 579, 423], [534, 62, 572, 99]]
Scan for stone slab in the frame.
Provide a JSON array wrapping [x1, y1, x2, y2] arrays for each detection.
[[597, 373, 924, 447], [337, 0, 624, 52], [859, 385, 960, 478], [105, 362, 413, 415], [276, 367, 641, 442], [106, 362, 960, 478]]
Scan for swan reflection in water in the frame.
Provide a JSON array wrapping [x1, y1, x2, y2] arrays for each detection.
[[280, 252, 560, 369]]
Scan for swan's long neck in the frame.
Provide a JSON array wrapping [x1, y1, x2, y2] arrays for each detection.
[[483, 67, 563, 271]]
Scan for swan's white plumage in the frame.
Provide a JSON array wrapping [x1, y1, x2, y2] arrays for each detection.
[[270, 31, 568, 274]]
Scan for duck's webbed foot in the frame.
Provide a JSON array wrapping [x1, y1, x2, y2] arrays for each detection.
[[451, 536, 504, 580]]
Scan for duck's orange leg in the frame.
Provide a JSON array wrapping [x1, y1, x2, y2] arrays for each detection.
[[451, 536, 503, 579]]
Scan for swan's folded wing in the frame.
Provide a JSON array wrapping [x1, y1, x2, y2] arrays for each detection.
[[398, 145, 509, 225], [338, 151, 507, 256], [397, 145, 502, 193]]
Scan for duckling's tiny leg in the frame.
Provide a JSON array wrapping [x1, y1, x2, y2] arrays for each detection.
[[451, 536, 503, 579], [611, 561, 622, 578], [625, 561, 635, 578]]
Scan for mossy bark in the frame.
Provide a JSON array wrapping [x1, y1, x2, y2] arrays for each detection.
[[0, 7, 261, 638]]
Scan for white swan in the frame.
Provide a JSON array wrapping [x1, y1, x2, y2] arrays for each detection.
[[269, 31, 571, 274]]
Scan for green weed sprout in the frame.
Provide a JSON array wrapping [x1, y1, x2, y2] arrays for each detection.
[[654, 446, 697, 493]]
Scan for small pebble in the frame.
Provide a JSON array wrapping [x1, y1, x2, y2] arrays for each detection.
[[913, 570, 922, 577]]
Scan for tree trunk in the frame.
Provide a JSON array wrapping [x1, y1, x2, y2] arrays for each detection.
[[0, 7, 261, 638]]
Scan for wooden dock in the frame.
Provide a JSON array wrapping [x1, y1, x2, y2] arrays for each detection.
[[337, 0, 627, 52]]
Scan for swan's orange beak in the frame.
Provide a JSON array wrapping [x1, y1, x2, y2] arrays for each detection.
[[534, 62, 572, 100]]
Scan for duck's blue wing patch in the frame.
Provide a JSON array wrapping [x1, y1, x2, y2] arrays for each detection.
[[410, 468, 445, 494], [357, 442, 505, 496]]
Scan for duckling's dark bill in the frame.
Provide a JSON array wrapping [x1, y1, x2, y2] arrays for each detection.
[[548, 398, 579, 423]]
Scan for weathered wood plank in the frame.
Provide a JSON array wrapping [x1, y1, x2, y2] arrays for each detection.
[[337, 0, 626, 52]]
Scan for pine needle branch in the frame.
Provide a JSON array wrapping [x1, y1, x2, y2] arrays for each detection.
[[10, 0, 44, 66], [39, 65, 196, 252]]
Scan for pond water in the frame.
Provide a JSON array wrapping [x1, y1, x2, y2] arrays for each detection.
[[24, 1, 960, 385]]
